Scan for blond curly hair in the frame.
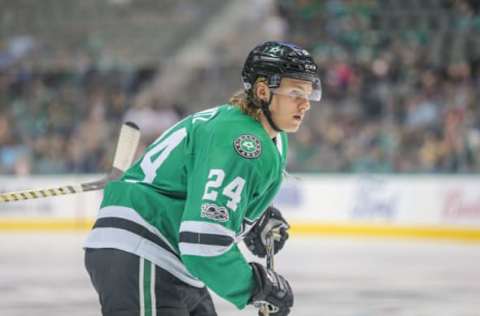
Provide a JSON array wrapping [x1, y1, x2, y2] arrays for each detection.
[[228, 78, 268, 121]]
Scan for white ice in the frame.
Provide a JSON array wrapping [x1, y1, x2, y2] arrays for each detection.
[[0, 233, 479, 316]]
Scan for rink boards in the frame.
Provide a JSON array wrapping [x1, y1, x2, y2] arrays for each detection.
[[0, 174, 479, 241]]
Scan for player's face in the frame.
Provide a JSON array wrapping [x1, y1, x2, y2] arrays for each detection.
[[269, 78, 313, 133]]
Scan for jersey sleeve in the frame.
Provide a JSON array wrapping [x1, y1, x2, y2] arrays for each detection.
[[179, 128, 270, 309]]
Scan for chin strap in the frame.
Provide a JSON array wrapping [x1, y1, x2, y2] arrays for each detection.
[[255, 94, 283, 133]]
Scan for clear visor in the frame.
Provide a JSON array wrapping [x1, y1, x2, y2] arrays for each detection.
[[272, 86, 322, 102], [275, 73, 322, 102]]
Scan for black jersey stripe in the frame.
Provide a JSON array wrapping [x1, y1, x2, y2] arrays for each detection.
[[179, 231, 234, 247], [93, 217, 180, 259]]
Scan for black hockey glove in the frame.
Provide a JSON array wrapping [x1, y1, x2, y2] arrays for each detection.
[[244, 206, 289, 258], [249, 262, 293, 316]]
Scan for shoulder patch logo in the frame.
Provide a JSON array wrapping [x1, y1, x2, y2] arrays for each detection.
[[234, 135, 262, 159], [201, 203, 229, 222]]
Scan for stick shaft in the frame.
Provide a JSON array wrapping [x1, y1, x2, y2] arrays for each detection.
[[259, 233, 276, 316], [0, 181, 99, 203]]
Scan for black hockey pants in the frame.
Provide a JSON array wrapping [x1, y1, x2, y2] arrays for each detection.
[[85, 248, 217, 316]]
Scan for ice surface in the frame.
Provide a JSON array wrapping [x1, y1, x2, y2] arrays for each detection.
[[0, 233, 479, 316]]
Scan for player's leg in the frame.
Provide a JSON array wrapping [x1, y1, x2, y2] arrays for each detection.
[[149, 257, 191, 316], [85, 248, 189, 316], [85, 248, 142, 316], [186, 288, 217, 316], [154, 262, 217, 316]]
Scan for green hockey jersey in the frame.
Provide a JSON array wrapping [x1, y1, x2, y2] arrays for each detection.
[[84, 104, 288, 308]]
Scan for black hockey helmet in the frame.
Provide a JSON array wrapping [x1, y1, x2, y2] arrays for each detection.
[[241, 41, 321, 101]]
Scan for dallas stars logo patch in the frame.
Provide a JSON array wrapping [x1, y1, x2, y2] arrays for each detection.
[[234, 135, 262, 159]]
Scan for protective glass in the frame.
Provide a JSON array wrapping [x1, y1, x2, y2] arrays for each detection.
[[272, 87, 322, 103]]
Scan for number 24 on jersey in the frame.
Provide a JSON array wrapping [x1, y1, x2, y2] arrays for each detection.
[[202, 169, 245, 212]]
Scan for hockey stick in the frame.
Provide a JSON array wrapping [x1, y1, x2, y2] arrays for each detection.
[[259, 229, 280, 316], [0, 121, 141, 203]]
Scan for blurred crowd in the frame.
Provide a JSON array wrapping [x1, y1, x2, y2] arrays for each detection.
[[279, 0, 480, 173], [0, 48, 182, 174], [1, 0, 480, 174]]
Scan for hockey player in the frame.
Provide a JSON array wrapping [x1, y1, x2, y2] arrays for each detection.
[[84, 41, 322, 316]]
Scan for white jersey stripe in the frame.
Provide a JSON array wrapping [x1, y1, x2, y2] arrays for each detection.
[[179, 221, 236, 238], [96, 205, 177, 254], [179, 242, 234, 257], [84, 227, 204, 288], [179, 220, 236, 257]]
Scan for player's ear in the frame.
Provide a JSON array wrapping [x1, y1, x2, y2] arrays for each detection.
[[254, 82, 271, 103]]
